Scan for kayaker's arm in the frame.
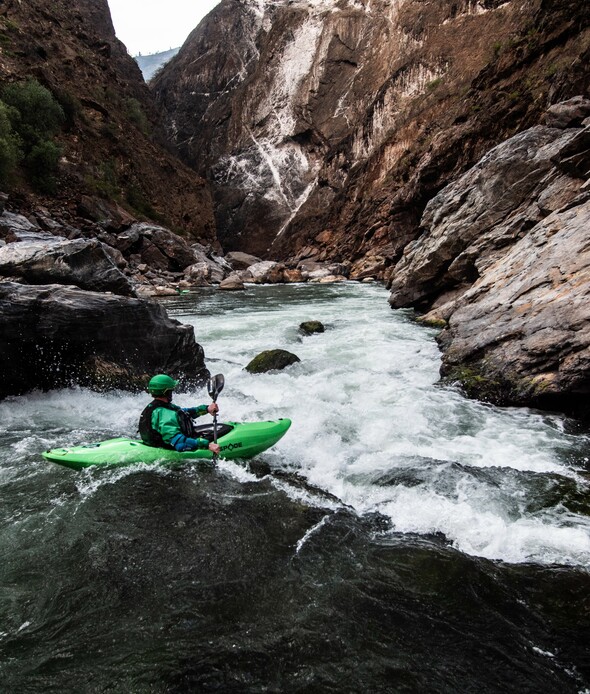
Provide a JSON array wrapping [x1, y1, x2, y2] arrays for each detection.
[[152, 407, 211, 451], [169, 433, 211, 451], [184, 403, 219, 418], [184, 405, 209, 418]]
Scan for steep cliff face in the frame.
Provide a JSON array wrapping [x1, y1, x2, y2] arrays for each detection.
[[153, 0, 589, 259], [389, 101, 590, 416], [0, 0, 215, 244]]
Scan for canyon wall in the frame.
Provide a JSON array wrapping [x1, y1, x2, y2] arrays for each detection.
[[0, 0, 215, 244], [153, 0, 589, 261]]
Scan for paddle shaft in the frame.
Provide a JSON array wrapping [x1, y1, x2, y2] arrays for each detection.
[[207, 374, 225, 463]]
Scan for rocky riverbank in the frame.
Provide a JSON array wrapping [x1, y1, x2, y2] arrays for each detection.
[[0, 200, 366, 298], [0, 197, 360, 400], [389, 98, 590, 418]]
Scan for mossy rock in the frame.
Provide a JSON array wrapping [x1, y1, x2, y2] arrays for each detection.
[[417, 316, 447, 329], [299, 320, 325, 335], [245, 349, 301, 374]]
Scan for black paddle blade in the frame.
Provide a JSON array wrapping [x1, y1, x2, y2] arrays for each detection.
[[207, 373, 225, 401]]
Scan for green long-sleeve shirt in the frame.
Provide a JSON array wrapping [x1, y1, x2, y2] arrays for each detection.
[[152, 404, 210, 448]]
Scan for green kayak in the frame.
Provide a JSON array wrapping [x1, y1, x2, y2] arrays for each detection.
[[43, 419, 291, 471]]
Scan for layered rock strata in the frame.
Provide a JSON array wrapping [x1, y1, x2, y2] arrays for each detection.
[[389, 103, 590, 416], [154, 0, 589, 266]]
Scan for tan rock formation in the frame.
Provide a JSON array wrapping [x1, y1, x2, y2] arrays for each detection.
[[153, 0, 589, 264]]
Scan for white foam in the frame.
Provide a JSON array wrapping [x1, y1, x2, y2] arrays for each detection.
[[3, 283, 589, 567]]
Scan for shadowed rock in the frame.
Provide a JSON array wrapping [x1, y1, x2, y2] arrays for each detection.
[[245, 349, 301, 374], [0, 282, 209, 398], [300, 321, 325, 335], [225, 251, 262, 271]]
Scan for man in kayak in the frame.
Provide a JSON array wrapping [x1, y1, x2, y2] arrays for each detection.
[[139, 374, 221, 455]]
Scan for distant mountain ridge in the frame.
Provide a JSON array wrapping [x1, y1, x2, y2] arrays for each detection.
[[135, 48, 180, 82]]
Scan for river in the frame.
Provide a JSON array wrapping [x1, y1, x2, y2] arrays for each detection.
[[1, 282, 589, 692]]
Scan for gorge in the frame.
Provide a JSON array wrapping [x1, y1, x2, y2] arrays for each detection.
[[1, 1, 590, 691]]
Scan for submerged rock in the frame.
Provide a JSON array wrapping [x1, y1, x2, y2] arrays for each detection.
[[0, 282, 209, 399], [245, 349, 301, 374], [300, 321, 325, 335]]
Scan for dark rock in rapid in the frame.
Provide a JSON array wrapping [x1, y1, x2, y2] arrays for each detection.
[[0, 282, 209, 398], [245, 349, 301, 374], [388, 112, 590, 417], [300, 321, 325, 335], [0, 233, 135, 296]]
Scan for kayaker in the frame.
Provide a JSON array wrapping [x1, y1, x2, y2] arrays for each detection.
[[139, 374, 221, 455]]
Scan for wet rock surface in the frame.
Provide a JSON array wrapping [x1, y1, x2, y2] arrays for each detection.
[[245, 349, 301, 373], [0, 281, 209, 398], [388, 116, 590, 417], [300, 320, 325, 335], [0, 234, 135, 296]]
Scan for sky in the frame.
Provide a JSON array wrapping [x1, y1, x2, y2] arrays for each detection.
[[107, 0, 221, 56]]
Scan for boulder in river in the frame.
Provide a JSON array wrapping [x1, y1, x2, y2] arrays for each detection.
[[225, 251, 262, 271], [244, 261, 284, 284], [300, 321, 325, 335], [0, 233, 135, 296], [0, 282, 209, 398], [219, 275, 246, 291], [245, 349, 301, 374]]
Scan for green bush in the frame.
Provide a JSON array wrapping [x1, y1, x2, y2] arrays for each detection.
[[0, 79, 66, 193], [1, 79, 65, 148], [125, 98, 149, 135], [53, 89, 81, 130], [0, 100, 22, 185], [25, 140, 61, 194], [87, 159, 119, 198]]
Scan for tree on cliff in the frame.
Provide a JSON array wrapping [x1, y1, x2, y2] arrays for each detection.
[[0, 79, 65, 193]]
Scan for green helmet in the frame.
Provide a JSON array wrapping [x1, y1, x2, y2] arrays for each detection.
[[148, 374, 178, 395]]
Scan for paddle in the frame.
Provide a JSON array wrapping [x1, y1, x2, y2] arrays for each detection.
[[207, 373, 224, 461]]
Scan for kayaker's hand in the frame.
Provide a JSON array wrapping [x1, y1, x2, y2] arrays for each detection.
[[209, 442, 221, 455], [208, 403, 219, 416]]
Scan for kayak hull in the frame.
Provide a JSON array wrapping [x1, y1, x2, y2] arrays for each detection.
[[42, 419, 291, 471]]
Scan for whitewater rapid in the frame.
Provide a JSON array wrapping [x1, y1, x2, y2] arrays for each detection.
[[1, 282, 589, 566]]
